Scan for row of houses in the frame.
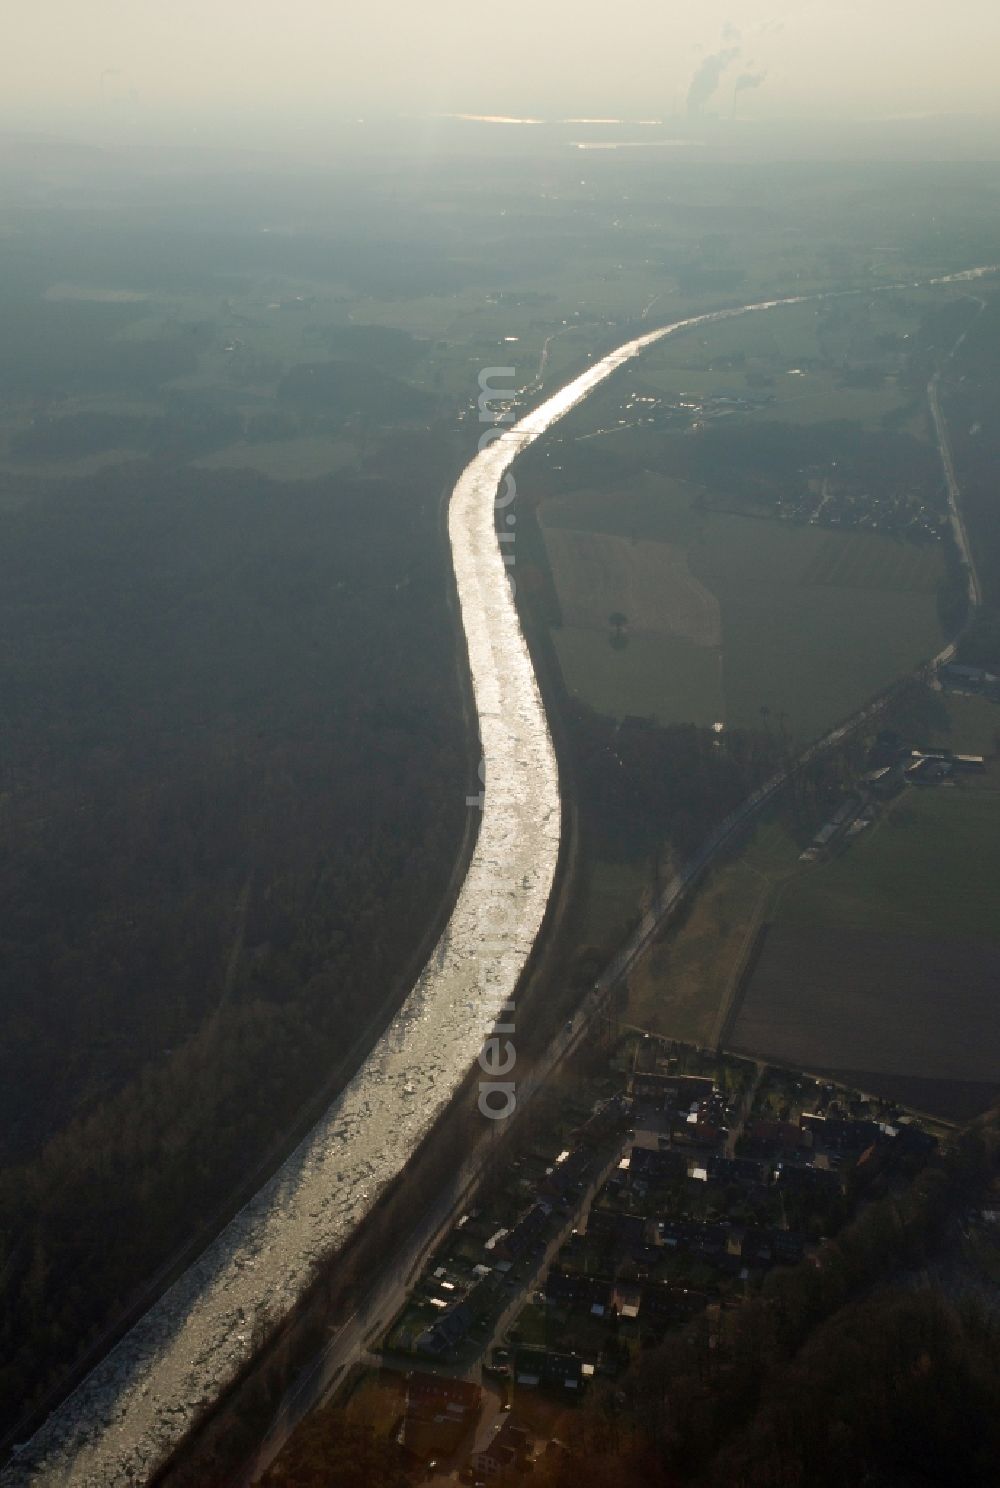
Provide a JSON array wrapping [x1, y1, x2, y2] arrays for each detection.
[[628, 1071, 715, 1109], [570, 1092, 634, 1145], [938, 662, 999, 696], [706, 1154, 770, 1185], [587, 1203, 808, 1272], [485, 1201, 553, 1266], [588, 1206, 649, 1249], [739, 1118, 806, 1157], [513, 1346, 596, 1392], [482, 1142, 599, 1274], [623, 1144, 688, 1186], [416, 1270, 503, 1358], [543, 1145, 594, 1199], [657, 1218, 805, 1265], [409, 1118, 614, 1363], [543, 1267, 711, 1326], [774, 1161, 842, 1196], [617, 1145, 765, 1196], [799, 1112, 882, 1150]]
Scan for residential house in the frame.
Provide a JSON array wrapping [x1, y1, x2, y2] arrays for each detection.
[[514, 1347, 589, 1391], [629, 1072, 714, 1109], [399, 1372, 482, 1460], [544, 1269, 613, 1315], [470, 1420, 533, 1479], [571, 1093, 634, 1146], [542, 1146, 592, 1199], [706, 1154, 768, 1186], [497, 1202, 552, 1263], [587, 1208, 650, 1248], [627, 1145, 688, 1187]]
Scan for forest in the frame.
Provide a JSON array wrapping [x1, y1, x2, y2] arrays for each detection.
[[4, 144, 1000, 1475], [0, 436, 470, 1438]]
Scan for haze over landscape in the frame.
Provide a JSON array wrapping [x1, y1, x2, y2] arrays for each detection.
[[6, 1, 1000, 147]]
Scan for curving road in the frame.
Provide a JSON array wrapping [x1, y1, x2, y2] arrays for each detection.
[[928, 294, 985, 614], [5, 268, 996, 1488]]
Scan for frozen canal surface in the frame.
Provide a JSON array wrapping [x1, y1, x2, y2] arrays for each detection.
[[8, 272, 990, 1486]]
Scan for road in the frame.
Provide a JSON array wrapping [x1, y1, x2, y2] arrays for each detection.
[[232, 1083, 622, 1486], [237, 269, 997, 1480], [927, 300, 984, 613], [229, 1149, 488, 1486], [228, 655, 936, 1484], [6, 264, 996, 1488]]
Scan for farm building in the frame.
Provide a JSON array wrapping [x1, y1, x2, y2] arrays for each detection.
[[864, 764, 903, 798], [904, 755, 952, 786], [939, 663, 998, 692]]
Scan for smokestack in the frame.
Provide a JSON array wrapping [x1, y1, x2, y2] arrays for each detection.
[[731, 70, 768, 118]]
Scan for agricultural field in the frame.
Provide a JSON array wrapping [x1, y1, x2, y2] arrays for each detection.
[[633, 294, 932, 432], [539, 473, 948, 740], [732, 922, 1000, 1113], [3, 198, 977, 504], [522, 279, 985, 746], [6, 139, 1000, 1460], [774, 786, 1000, 942], [626, 816, 802, 1047], [626, 680, 1000, 1116], [582, 859, 654, 954], [0, 269, 593, 493], [542, 526, 723, 645], [730, 786, 1000, 1119], [913, 689, 1000, 758]]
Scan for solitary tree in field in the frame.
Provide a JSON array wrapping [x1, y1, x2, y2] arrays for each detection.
[[609, 611, 629, 649]]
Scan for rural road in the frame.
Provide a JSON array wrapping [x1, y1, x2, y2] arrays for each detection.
[[928, 297, 985, 613], [230, 674, 932, 1483], [230, 1013, 601, 1485], [6, 265, 996, 1488], [237, 265, 997, 1482]]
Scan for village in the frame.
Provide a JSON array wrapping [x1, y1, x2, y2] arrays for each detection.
[[329, 1035, 942, 1486], [798, 674, 992, 866]]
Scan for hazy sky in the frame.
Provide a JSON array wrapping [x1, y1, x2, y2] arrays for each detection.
[[4, 0, 1000, 138]]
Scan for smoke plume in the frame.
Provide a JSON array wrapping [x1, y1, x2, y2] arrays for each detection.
[[734, 69, 768, 95], [686, 47, 740, 116]]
